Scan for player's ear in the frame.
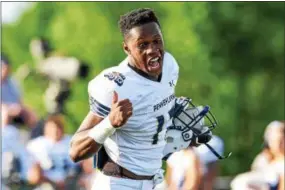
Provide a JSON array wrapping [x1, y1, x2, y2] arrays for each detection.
[[123, 41, 130, 55]]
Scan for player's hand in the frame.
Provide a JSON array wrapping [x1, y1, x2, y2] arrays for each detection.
[[109, 91, 133, 128]]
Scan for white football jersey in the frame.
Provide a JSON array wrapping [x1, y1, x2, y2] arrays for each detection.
[[88, 52, 179, 175]]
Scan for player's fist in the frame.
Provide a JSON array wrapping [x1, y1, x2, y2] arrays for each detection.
[[109, 91, 133, 128]]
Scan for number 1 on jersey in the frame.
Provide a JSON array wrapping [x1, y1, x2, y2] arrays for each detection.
[[152, 115, 164, 145]]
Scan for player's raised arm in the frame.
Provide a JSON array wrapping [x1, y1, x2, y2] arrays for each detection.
[[69, 91, 133, 163], [69, 111, 103, 163]]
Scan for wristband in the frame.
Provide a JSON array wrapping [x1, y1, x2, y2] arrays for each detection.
[[88, 116, 116, 144]]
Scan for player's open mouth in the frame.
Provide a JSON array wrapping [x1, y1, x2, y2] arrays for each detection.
[[148, 57, 161, 71]]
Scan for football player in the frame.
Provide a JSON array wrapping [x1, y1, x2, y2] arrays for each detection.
[[69, 8, 217, 190]]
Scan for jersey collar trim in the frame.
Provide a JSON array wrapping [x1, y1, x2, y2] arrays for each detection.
[[127, 63, 162, 82]]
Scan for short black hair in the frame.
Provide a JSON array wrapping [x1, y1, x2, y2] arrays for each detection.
[[119, 8, 160, 37]]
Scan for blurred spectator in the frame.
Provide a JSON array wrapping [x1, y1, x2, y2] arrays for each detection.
[[251, 143, 273, 171], [26, 114, 80, 190], [77, 157, 97, 190], [251, 121, 283, 172], [264, 121, 284, 190], [231, 171, 270, 190], [231, 121, 284, 190], [195, 135, 225, 190], [1, 54, 38, 128], [1, 104, 43, 187], [165, 147, 202, 190]]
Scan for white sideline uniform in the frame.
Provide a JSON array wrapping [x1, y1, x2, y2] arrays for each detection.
[[88, 52, 179, 190]]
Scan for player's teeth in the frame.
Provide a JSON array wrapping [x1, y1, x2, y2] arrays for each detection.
[[150, 57, 159, 62]]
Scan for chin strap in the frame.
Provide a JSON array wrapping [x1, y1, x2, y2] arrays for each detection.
[[204, 143, 232, 160], [162, 144, 232, 161]]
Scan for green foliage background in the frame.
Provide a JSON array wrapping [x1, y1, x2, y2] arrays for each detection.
[[2, 2, 284, 176]]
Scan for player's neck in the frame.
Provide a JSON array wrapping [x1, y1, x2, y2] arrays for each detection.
[[127, 62, 162, 82]]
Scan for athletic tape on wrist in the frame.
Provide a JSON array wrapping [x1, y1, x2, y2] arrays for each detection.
[[88, 116, 116, 144]]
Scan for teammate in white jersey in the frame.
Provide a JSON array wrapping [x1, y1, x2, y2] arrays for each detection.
[[69, 8, 180, 190]]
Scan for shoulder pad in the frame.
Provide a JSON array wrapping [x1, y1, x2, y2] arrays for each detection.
[[103, 71, 126, 86]]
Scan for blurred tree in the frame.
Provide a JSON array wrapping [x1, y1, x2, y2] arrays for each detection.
[[202, 2, 285, 173]]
